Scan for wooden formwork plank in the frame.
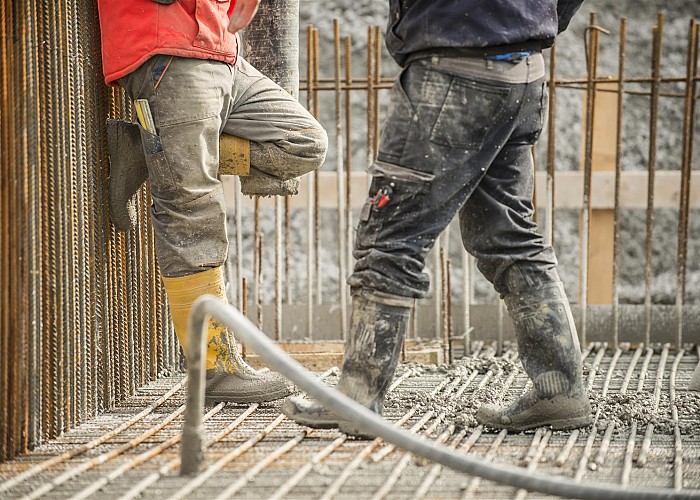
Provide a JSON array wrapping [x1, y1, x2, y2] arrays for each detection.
[[245, 341, 444, 371]]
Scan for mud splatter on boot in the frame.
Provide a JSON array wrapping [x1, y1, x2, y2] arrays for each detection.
[[204, 322, 294, 404], [283, 293, 412, 438]]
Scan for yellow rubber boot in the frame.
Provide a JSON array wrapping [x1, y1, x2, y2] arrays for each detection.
[[162, 267, 294, 403]]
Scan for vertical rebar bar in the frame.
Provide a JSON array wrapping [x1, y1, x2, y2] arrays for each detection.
[[496, 298, 504, 356], [580, 13, 601, 348], [462, 251, 471, 357], [334, 19, 348, 340], [440, 248, 449, 363], [644, 13, 664, 346], [254, 198, 263, 328], [0, 0, 9, 460], [676, 19, 698, 350], [256, 232, 264, 330], [241, 277, 248, 359], [313, 28, 322, 307], [612, 19, 627, 348], [434, 235, 442, 340], [306, 25, 316, 339], [447, 259, 453, 363], [275, 196, 283, 341], [234, 177, 243, 310], [373, 26, 382, 155], [344, 36, 354, 278], [367, 26, 376, 167], [285, 196, 291, 303]]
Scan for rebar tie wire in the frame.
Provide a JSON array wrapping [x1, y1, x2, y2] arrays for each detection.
[[180, 295, 700, 500]]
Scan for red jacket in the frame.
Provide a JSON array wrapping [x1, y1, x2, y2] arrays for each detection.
[[97, 0, 238, 86]]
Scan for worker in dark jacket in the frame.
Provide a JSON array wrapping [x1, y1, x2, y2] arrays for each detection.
[[284, 0, 591, 435]]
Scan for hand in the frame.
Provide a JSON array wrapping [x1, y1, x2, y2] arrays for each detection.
[[227, 0, 261, 34]]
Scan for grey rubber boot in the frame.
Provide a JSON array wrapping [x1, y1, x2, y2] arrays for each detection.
[[106, 120, 149, 232], [205, 362, 295, 404], [282, 293, 411, 438], [476, 279, 593, 431]]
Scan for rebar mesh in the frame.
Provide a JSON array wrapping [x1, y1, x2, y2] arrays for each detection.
[[0, 0, 178, 461]]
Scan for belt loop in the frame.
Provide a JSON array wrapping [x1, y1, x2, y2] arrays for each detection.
[[526, 58, 531, 82]]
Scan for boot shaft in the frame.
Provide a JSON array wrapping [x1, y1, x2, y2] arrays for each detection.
[[503, 280, 584, 397], [161, 266, 240, 372], [337, 293, 412, 413]]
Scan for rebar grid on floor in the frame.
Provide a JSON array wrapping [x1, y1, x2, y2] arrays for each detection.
[[1, 345, 699, 499]]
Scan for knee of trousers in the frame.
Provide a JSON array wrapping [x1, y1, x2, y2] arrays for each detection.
[[251, 125, 328, 180], [151, 188, 229, 278]]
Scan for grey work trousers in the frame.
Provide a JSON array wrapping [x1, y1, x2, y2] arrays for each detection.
[[120, 55, 327, 277], [348, 56, 558, 298]]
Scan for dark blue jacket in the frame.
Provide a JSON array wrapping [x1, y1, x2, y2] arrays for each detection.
[[386, 0, 585, 66]]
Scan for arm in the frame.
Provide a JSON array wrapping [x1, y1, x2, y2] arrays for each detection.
[[557, 0, 584, 33], [228, 0, 261, 34]]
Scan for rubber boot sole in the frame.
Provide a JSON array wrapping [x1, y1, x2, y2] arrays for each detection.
[[204, 371, 295, 404], [281, 396, 341, 429], [240, 175, 299, 197], [205, 385, 293, 405], [282, 396, 376, 439]]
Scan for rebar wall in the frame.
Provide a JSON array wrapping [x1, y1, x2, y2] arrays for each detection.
[[0, 1, 178, 461]]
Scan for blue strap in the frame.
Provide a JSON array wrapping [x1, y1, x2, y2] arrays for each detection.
[[485, 51, 533, 63]]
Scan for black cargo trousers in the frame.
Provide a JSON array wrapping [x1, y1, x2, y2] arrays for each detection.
[[348, 55, 559, 299]]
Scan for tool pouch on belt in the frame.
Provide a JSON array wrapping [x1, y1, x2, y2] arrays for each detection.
[[106, 119, 149, 232]]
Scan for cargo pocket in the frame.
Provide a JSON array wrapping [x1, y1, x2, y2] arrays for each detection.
[[356, 162, 434, 249], [139, 126, 177, 195], [429, 77, 510, 150]]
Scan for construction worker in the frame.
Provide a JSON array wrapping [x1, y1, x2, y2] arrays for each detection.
[[284, 0, 592, 434], [97, 0, 328, 403]]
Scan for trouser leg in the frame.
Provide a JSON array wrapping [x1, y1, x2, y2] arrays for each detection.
[[459, 121, 591, 431], [119, 55, 233, 277], [224, 57, 327, 195], [119, 56, 294, 403]]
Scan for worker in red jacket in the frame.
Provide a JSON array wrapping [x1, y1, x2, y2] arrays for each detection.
[[97, 0, 328, 403]]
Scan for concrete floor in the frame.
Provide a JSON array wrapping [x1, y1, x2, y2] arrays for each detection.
[[1, 343, 699, 499]]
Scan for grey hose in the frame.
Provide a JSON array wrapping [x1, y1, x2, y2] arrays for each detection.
[[181, 296, 700, 500]]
